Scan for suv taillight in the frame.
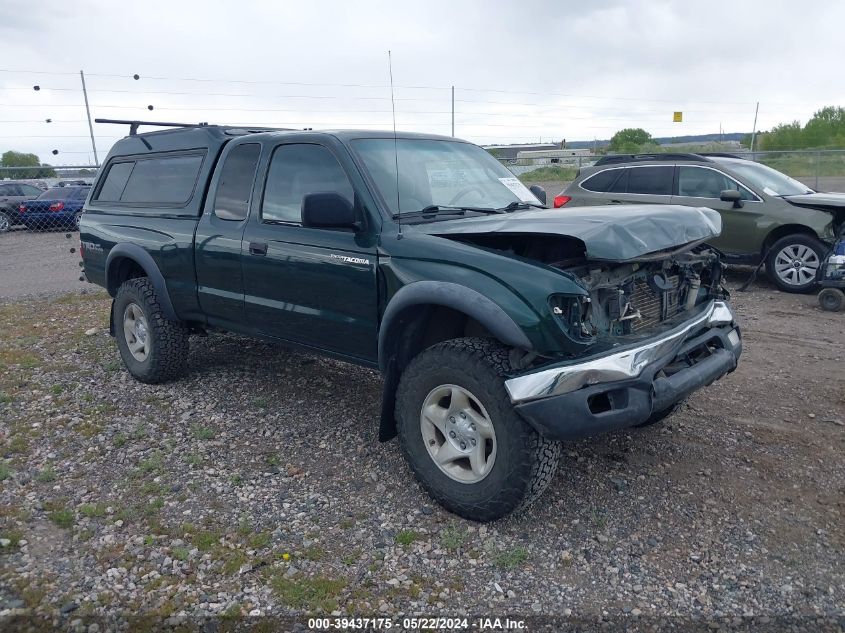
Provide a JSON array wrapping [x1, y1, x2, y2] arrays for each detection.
[[553, 195, 571, 208], [49, 202, 64, 212], [18, 205, 26, 213]]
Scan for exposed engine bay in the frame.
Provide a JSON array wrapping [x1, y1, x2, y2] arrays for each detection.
[[551, 247, 724, 340], [445, 231, 726, 342]]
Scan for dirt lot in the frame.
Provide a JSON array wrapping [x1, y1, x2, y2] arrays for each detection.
[[0, 244, 843, 628]]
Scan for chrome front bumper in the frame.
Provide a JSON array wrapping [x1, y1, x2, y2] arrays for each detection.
[[505, 300, 738, 405]]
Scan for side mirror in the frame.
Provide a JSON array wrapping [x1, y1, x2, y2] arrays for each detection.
[[301, 193, 359, 229], [719, 189, 743, 208], [529, 184, 547, 206]]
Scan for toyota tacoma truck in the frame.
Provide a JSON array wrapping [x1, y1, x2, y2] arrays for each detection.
[[78, 120, 742, 521]]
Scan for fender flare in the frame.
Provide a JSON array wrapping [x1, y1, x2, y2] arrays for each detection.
[[105, 243, 179, 321], [377, 280, 533, 372]]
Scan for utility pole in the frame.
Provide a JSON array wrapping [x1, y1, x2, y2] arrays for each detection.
[[749, 101, 759, 154], [451, 86, 455, 137], [80, 70, 98, 166]]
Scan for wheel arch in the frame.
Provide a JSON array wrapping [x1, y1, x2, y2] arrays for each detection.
[[105, 243, 178, 322], [761, 224, 821, 256], [376, 281, 533, 441]]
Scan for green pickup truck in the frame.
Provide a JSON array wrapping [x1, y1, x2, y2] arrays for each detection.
[[79, 121, 742, 521]]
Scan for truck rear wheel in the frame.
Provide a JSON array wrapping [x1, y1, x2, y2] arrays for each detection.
[[395, 338, 560, 522], [113, 278, 189, 383]]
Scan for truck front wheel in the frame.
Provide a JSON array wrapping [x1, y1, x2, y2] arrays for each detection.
[[113, 278, 189, 383], [395, 338, 560, 522]]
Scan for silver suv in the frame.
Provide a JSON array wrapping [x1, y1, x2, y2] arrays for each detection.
[[555, 153, 845, 293]]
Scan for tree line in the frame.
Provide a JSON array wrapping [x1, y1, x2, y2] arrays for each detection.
[[0, 151, 57, 179]]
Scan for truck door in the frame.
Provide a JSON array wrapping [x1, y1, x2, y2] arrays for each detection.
[[241, 141, 379, 362], [194, 142, 261, 329]]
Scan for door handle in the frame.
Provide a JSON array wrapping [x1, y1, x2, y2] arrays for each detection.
[[249, 242, 268, 256]]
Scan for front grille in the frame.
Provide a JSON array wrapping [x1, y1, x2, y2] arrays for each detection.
[[628, 275, 680, 332]]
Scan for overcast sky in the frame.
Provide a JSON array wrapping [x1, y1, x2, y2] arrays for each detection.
[[1, 0, 843, 164]]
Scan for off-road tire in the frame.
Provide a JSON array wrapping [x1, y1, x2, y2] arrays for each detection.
[[634, 399, 685, 428], [765, 234, 826, 293], [395, 337, 560, 522], [113, 278, 189, 384]]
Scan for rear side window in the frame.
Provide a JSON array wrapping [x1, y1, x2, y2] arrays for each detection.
[[214, 144, 261, 221], [581, 168, 623, 192], [96, 154, 204, 205], [97, 162, 134, 202], [626, 166, 673, 195], [262, 144, 353, 224]]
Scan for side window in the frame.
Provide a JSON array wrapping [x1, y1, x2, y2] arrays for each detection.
[[3, 185, 22, 196], [581, 168, 622, 193], [120, 155, 203, 204], [677, 166, 755, 200], [262, 144, 353, 224], [0, 185, 10, 195], [213, 143, 261, 221], [607, 168, 629, 193], [96, 162, 134, 202], [20, 184, 42, 196], [627, 166, 673, 195]]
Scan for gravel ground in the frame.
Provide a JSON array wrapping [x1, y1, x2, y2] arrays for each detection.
[[0, 230, 87, 299], [0, 271, 843, 630]]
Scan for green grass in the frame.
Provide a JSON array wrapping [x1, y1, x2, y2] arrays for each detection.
[[79, 503, 108, 519], [36, 466, 57, 483], [49, 508, 74, 529], [441, 524, 468, 551], [395, 530, 420, 546], [191, 530, 220, 551], [113, 433, 127, 448], [518, 165, 579, 183], [172, 546, 190, 561], [0, 529, 24, 551], [137, 452, 163, 475], [248, 532, 271, 549], [192, 425, 215, 441], [0, 461, 11, 481], [270, 574, 347, 612], [494, 546, 529, 569]]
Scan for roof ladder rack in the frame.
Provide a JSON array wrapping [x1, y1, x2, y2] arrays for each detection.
[[94, 119, 211, 136]]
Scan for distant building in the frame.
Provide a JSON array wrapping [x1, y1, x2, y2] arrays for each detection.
[[483, 143, 559, 159], [516, 148, 590, 164]]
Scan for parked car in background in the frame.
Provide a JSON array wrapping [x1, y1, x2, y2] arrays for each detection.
[[554, 153, 845, 292], [0, 181, 44, 232], [19, 185, 90, 231]]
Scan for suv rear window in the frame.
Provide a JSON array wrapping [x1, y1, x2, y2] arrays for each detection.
[[96, 154, 204, 205], [581, 168, 624, 193]]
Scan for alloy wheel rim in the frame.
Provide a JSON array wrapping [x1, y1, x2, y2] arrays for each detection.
[[773, 244, 820, 286], [122, 303, 150, 362], [0, 215, 9, 232], [419, 384, 497, 484]]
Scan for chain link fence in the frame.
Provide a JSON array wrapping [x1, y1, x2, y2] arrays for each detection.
[[0, 165, 98, 234]]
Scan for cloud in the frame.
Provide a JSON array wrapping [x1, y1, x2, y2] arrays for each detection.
[[0, 0, 843, 161]]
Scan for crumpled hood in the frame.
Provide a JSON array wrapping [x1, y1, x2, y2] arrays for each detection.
[[784, 192, 845, 208], [410, 204, 722, 261]]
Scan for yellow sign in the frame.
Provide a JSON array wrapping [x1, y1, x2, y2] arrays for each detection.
[[673, 111, 683, 122]]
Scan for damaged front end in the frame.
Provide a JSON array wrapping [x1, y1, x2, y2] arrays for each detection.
[[548, 242, 727, 349]]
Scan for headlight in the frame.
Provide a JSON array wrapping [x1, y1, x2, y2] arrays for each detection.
[[549, 294, 595, 344]]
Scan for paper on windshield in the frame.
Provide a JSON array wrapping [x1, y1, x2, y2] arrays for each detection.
[[498, 177, 538, 203]]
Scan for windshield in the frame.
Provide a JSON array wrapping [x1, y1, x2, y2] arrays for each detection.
[[715, 159, 812, 196], [351, 138, 541, 215], [38, 187, 89, 200]]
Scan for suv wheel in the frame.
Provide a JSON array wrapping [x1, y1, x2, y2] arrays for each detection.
[[0, 212, 10, 233], [395, 338, 560, 521], [766, 234, 826, 293], [114, 278, 189, 383]]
